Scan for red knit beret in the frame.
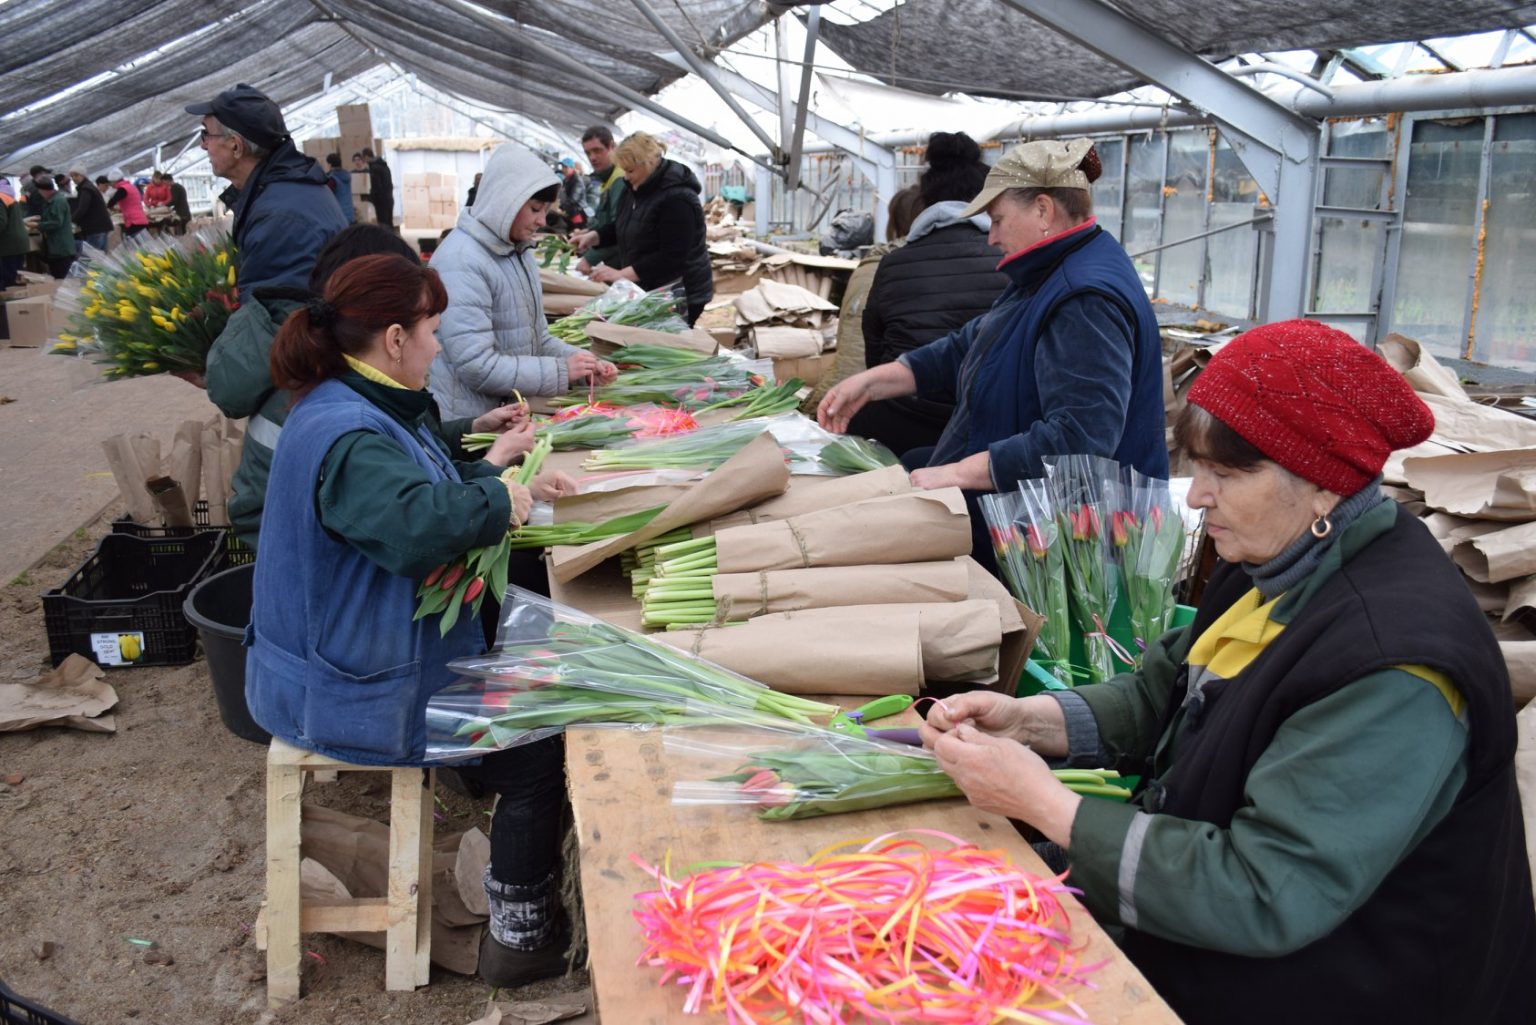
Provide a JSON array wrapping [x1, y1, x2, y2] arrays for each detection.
[[1186, 319, 1434, 495]]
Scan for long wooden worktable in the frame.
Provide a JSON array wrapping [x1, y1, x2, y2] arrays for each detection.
[[565, 725, 1183, 1025]]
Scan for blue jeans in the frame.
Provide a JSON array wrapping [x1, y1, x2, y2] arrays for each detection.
[[456, 734, 566, 886]]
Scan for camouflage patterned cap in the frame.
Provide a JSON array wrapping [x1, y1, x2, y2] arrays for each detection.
[[957, 137, 1096, 219]]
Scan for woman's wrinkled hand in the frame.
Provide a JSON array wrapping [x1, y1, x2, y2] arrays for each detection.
[[484, 421, 536, 466], [471, 402, 529, 434], [503, 480, 534, 527], [932, 724, 1077, 837], [919, 690, 1028, 748], [530, 469, 579, 503], [589, 264, 622, 284], [816, 374, 874, 434]]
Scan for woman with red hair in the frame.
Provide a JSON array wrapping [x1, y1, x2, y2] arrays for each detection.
[[248, 253, 574, 987]]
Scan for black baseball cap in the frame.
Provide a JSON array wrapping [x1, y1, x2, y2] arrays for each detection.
[[185, 84, 290, 150]]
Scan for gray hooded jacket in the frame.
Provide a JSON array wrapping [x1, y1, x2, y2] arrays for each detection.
[[428, 144, 584, 417]]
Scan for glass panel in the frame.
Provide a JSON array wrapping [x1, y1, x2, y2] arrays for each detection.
[[1205, 136, 1259, 320], [1122, 134, 1164, 295], [1159, 130, 1210, 309], [1329, 117, 1391, 159], [1092, 137, 1125, 242], [1314, 217, 1383, 313], [1391, 118, 1483, 360], [1323, 168, 1385, 208], [1471, 113, 1536, 367]]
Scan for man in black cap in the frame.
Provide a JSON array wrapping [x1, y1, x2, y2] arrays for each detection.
[[187, 83, 346, 300]]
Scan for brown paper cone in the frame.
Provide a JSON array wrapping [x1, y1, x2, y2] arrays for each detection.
[[757, 601, 1003, 683], [1453, 521, 1536, 584], [168, 420, 204, 508], [661, 611, 926, 695], [146, 476, 194, 527], [101, 434, 159, 524], [705, 463, 911, 533], [714, 488, 970, 572], [712, 560, 970, 619]]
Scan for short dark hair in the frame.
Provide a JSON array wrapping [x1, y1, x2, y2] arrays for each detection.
[[361, 147, 376, 159], [532, 184, 559, 204], [29, 165, 46, 177], [95, 175, 110, 185], [580, 126, 614, 148], [35, 175, 57, 191], [325, 152, 342, 168], [307, 223, 420, 292], [351, 151, 364, 161], [1173, 403, 1267, 470], [162, 172, 174, 182]]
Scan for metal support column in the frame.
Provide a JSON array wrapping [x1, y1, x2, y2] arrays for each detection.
[[783, 6, 821, 191], [755, 162, 774, 237], [1000, 0, 1322, 318]]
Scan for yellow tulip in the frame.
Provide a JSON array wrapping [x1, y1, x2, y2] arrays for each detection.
[[53, 341, 78, 352], [215, 251, 228, 268], [141, 362, 159, 371], [226, 266, 236, 287]]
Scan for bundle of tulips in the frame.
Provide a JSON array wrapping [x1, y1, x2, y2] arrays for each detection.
[[49, 227, 238, 377]]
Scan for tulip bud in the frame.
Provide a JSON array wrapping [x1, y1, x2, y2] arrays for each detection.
[[423, 563, 448, 588], [463, 577, 485, 604], [439, 563, 465, 592]]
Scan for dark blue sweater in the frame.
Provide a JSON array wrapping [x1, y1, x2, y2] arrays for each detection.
[[900, 221, 1168, 487]]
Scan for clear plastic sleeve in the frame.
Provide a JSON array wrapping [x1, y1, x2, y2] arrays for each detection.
[[1044, 454, 1125, 684], [421, 586, 839, 760]]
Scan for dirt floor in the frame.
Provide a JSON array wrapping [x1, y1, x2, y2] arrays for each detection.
[[0, 506, 590, 1025]]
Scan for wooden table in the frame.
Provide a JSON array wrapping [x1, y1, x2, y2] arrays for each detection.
[[565, 726, 1183, 1025]]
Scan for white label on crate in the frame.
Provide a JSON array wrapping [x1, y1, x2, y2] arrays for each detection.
[[91, 631, 146, 666]]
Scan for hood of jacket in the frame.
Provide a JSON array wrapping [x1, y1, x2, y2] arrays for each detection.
[[457, 144, 560, 257], [906, 200, 990, 242], [635, 158, 702, 200]]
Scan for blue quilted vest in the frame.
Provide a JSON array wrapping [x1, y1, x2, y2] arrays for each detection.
[[245, 378, 484, 765], [927, 225, 1168, 482]]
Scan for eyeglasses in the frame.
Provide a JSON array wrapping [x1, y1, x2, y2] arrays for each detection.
[[198, 127, 233, 142]]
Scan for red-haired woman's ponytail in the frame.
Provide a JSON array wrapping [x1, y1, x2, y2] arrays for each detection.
[[268, 253, 448, 399]]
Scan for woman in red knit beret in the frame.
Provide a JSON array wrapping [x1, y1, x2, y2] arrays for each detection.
[[920, 320, 1536, 1025]]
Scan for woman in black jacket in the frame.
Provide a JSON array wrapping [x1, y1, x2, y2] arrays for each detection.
[[849, 132, 1009, 456], [572, 132, 713, 325]]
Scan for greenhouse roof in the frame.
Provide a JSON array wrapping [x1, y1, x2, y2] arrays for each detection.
[[2, 0, 1533, 173]]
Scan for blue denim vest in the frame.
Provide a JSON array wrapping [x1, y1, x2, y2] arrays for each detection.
[[245, 378, 484, 765]]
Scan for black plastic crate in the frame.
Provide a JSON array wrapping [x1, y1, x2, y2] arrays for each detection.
[[0, 979, 82, 1025], [43, 531, 225, 668], [112, 499, 253, 569]]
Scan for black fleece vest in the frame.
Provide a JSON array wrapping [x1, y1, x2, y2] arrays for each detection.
[[1124, 505, 1536, 1025]]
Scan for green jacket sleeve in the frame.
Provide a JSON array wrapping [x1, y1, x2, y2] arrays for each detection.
[[1066, 668, 1468, 957], [317, 430, 511, 579]]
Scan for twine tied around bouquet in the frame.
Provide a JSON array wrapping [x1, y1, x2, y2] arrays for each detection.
[[786, 521, 813, 568], [754, 571, 770, 617], [687, 597, 737, 657], [1088, 614, 1138, 668]]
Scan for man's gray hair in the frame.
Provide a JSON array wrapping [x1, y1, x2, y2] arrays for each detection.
[[218, 118, 270, 162]]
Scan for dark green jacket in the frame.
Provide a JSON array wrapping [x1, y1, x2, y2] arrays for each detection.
[[584, 164, 626, 268], [37, 192, 74, 259], [0, 195, 32, 258], [206, 288, 308, 547], [317, 373, 507, 578]]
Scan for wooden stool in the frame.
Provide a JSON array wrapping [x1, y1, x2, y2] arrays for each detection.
[[258, 738, 434, 1007]]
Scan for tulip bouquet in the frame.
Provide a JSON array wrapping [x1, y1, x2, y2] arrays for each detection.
[[422, 587, 840, 759], [535, 234, 578, 275], [553, 355, 774, 411], [547, 284, 691, 345], [49, 226, 239, 377], [1118, 475, 1188, 658], [980, 484, 1074, 684], [1046, 455, 1125, 684], [413, 435, 552, 635]]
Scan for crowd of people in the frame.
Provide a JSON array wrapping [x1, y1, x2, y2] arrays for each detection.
[[24, 75, 1526, 1021]]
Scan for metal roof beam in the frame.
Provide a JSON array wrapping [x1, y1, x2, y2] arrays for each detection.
[[628, 0, 782, 159], [782, 5, 821, 191], [999, 0, 1321, 319]]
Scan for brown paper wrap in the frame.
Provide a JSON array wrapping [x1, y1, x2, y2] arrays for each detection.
[[168, 419, 204, 509], [662, 611, 926, 695], [714, 488, 970, 573], [101, 432, 160, 524], [1401, 449, 1536, 522], [553, 483, 692, 525], [711, 560, 970, 620], [586, 321, 718, 357], [662, 599, 1002, 690], [549, 432, 789, 582], [1451, 521, 1536, 584], [705, 463, 912, 533], [538, 269, 606, 296]]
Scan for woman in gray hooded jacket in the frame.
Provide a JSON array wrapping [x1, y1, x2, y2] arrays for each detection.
[[429, 144, 616, 419]]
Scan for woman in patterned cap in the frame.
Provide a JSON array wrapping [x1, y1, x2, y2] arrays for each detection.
[[920, 320, 1535, 1025]]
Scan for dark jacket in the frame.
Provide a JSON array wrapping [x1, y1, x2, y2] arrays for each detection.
[[584, 164, 625, 267], [220, 140, 347, 302], [900, 220, 1167, 488], [37, 192, 75, 258], [71, 181, 114, 235], [170, 182, 191, 223], [368, 157, 394, 222], [595, 157, 712, 313], [0, 193, 30, 258], [1100, 504, 1536, 1025], [851, 202, 1006, 453]]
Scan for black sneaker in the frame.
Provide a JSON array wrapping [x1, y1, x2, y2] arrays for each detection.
[[477, 922, 570, 989]]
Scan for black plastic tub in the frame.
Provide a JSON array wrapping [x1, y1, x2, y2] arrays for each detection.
[[182, 563, 269, 744]]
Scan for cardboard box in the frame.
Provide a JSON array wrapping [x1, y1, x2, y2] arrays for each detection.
[[336, 103, 372, 135], [771, 354, 826, 387], [6, 295, 56, 347], [350, 170, 371, 197], [302, 136, 340, 161]]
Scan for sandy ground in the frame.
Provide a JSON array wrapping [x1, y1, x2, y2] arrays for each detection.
[[0, 353, 591, 1024]]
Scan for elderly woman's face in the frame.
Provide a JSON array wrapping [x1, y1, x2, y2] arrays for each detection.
[[1186, 459, 1328, 564]]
